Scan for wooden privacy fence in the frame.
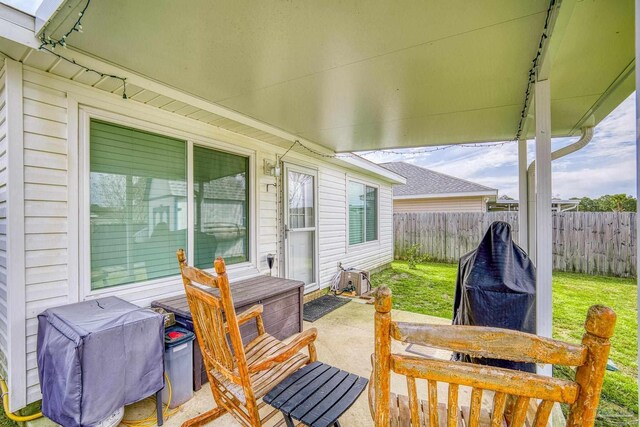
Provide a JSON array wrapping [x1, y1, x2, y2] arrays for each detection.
[[394, 212, 637, 278]]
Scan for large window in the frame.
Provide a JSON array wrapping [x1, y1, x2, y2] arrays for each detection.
[[348, 181, 378, 245], [193, 145, 249, 268], [89, 120, 250, 290]]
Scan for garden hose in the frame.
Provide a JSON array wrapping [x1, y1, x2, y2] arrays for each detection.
[[0, 378, 43, 422], [1, 373, 177, 426], [121, 373, 178, 427]]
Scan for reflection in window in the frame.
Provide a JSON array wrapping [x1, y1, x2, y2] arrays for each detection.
[[288, 171, 314, 229], [89, 120, 187, 289], [193, 146, 249, 268], [348, 182, 378, 245], [366, 186, 378, 241]]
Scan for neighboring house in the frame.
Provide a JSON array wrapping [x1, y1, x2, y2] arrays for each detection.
[[489, 197, 580, 212], [381, 162, 498, 213]]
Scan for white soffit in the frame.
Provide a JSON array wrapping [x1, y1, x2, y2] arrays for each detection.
[[21, 1, 640, 152]]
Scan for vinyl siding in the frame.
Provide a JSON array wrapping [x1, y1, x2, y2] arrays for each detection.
[[318, 169, 393, 287], [393, 196, 487, 213], [0, 62, 8, 377], [22, 74, 70, 403], [14, 67, 396, 406], [256, 152, 279, 276]]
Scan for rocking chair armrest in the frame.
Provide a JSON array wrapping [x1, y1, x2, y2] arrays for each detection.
[[236, 304, 264, 326], [224, 305, 265, 335], [248, 328, 318, 373]]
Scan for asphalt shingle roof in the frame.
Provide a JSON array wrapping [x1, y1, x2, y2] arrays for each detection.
[[380, 162, 497, 197]]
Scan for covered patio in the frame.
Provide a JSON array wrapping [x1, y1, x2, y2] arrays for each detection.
[[0, 0, 636, 425], [14, 0, 631, 349]]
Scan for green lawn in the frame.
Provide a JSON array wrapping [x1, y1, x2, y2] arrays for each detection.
[[0, 411, 13, 427], [370, 261, 638, 427]]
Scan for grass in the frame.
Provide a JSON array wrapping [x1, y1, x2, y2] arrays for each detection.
[[370, 261, 638, 427], [0, 411, 13, 427], [0, 400, 41, 427]]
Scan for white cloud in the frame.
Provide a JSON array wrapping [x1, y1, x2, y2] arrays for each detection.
[[360, 93, 637, 199], [552, 157, 636, 197]]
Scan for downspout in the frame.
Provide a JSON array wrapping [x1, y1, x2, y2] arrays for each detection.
[[526, 126, 594, 261]]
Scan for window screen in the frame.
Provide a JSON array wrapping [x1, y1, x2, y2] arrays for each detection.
[[348, 182, 378, 245], [366, 186, 378, 241], [193, 145, 249, 268], [89, 120, 187, 290]]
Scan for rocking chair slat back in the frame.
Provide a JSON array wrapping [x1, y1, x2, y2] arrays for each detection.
[[177, 249, 316, 427], [371, 287, 616, 427], [177, 249, 248, 383]]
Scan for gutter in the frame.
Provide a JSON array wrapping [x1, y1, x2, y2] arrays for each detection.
[[0, 3, 38, 49], [526, 125, 594, 245], [340, 155, 406, 185], [394, 190, 498, 200], [527, 126, 594, 187]]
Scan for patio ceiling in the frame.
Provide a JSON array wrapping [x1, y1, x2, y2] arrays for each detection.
[[32, 0, 637, 151]]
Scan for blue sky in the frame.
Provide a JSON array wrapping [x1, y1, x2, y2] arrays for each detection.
[[362, 93, 637, 199]]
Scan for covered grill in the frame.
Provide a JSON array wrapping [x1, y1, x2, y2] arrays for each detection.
[[37, 297, 164, 427], [452, 221, 536, 372]]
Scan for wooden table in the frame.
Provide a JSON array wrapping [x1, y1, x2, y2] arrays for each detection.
[[152, 275, 304, 390], [264, 362, 368, 427]]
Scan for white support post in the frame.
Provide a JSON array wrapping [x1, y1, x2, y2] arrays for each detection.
[[527, 166, 537, 262], [635, 0, 640, 409], [5, 58, 27, 411], [534, 79, 553, 377], [518, 139, 528, 250]]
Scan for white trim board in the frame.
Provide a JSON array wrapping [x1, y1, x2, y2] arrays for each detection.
[[5, 58, 27, 412]]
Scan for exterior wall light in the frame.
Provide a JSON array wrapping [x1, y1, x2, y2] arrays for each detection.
[[263, 159, 281, 177]]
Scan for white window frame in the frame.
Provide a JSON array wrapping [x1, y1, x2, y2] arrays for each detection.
[[78, 106, 257, 301], [346, 177, 380, 248]]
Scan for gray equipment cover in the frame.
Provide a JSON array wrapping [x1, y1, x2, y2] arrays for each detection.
[[37, 296, 164, 427]]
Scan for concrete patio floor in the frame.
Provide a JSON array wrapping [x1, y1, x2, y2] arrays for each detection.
[[123, 298, 452, 427]]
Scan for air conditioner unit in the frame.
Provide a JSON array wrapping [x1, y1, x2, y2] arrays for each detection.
[[339, 269, 371, 296]]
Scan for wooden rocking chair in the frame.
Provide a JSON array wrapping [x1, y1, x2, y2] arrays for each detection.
[[370, 287, 616, 427], [176, 249, 318, 427]]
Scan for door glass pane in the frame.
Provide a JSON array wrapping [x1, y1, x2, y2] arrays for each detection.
[[289, 231, 314, 286], [288, 171, 314, 229], [89, 120, 187, 290], [348, 182, 365, 245], [366, 186, 378, 241], [193, 146, 249, 268]]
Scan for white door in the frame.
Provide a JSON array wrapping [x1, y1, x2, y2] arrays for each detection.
[[284, 165, 318, 292]]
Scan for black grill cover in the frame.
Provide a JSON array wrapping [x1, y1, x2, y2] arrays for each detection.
[[452, 221, 536, 372]]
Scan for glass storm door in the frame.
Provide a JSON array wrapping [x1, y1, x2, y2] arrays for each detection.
[[284, 165, 317, 292]]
